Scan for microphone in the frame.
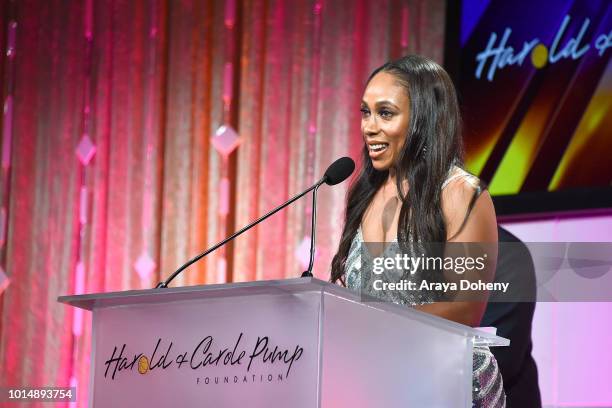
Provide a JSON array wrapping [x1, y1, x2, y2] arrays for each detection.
[[155, 156, 355, 288], [323, 156, 355, 185]]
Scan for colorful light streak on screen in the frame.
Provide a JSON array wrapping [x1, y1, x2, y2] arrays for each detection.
[[458, 0, 611, 196]]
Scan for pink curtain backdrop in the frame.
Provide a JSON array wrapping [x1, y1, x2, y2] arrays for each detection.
[[0, 0, 446, 406]]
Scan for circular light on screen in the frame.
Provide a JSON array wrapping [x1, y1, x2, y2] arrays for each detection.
[[531, 44, 549, 68]]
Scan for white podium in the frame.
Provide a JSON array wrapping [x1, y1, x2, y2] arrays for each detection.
[[58, 277, 508, 407]]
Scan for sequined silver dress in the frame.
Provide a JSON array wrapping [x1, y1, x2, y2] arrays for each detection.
[[343, 168, 506, 407]]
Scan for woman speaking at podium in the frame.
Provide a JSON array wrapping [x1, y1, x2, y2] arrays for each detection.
[[330, 55, 505, 407]]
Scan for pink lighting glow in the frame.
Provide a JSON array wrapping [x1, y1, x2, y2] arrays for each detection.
[[503, 215, 612, 407], [75, 134, 96, 166], [212, 125, 241, 157], [134, 251, 156, 282]]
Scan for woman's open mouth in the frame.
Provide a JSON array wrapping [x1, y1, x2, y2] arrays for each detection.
[[368, 142, 389, 158]]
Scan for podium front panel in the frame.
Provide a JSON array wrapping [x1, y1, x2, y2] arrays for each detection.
[[91, 290, 322, 407], [321, 293, 473, 407]]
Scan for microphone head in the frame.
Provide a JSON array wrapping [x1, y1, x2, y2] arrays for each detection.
[[323, 157, 355, 185]]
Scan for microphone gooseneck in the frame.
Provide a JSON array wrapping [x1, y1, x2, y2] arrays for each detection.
[[300, 182, 321, 277], [301, 157, 354, 277]]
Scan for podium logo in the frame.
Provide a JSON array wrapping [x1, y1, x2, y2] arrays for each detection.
[[102, 333, 304, 384]]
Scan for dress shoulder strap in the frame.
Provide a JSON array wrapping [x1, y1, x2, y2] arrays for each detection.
[[441, 166, 480, 190]]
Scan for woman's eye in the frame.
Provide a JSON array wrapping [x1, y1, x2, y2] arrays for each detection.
[[379, 110, 393, 119], [360, 108, 370, 117]]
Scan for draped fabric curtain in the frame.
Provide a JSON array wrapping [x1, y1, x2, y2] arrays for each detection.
[[0, 0, 445, 405]]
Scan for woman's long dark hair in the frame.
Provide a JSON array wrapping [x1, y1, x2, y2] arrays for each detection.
[[331, 55, 481, 285]]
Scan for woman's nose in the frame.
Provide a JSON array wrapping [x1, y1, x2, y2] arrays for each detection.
[[362, 116, 380, 136]]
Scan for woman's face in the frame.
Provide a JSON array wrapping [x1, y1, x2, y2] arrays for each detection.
[[360, 71, 410, 171]]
